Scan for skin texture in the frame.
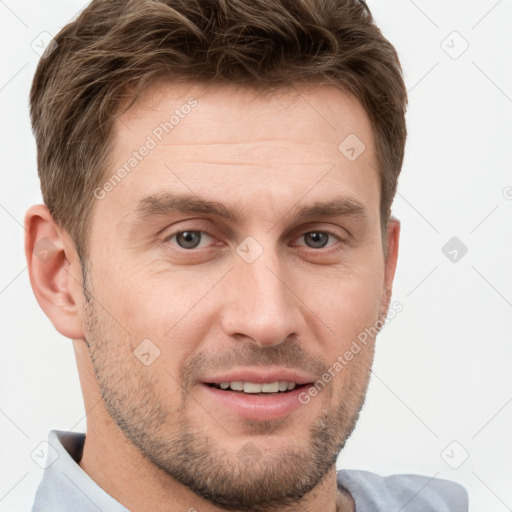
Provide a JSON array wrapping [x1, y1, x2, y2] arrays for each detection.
[[25, 81, 400, 512]]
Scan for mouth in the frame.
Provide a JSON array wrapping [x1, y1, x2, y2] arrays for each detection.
[[206, 381, 308, 394], [198, 370, 316, 421]]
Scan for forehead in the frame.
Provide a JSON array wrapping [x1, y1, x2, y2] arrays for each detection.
[[94, 81, 380, 229], [115, 80, 375, 153]]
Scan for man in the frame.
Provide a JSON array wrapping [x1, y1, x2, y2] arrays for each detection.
[[25, 0, 468, 510]]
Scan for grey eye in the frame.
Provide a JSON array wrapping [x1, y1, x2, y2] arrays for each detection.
[[175, 231, 202, 249], [304, 232, 329, 249]]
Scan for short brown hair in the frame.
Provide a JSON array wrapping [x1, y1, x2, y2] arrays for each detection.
[[30, 0, 407, 260]]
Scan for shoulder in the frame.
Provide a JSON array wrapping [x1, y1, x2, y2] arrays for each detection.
[[337, 469, 468, 512]]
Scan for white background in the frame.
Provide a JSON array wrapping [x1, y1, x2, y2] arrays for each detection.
[[1, 0, 511, 510]]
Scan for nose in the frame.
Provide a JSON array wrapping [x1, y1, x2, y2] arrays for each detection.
[[220, 247, 305, 348]]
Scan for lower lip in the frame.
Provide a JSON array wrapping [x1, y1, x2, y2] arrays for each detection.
[[200, 384, 310, 421]]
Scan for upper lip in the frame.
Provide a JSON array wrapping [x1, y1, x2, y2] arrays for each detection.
[[200, 367, 317, 385]]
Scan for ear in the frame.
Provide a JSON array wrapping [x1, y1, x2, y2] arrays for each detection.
[[380, 216, 400, 317], [24, 204, 85, 340]]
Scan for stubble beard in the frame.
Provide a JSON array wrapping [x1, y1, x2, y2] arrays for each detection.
[[82, 276, 373, 512]]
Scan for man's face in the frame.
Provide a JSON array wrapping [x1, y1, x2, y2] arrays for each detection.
[[82, 82, 392, 510]]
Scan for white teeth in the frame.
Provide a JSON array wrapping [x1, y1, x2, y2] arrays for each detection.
[[261, 382, 280, 393], [243, 382, 262, 393], [279, 381, 289, 392], [214, 381, 299, 393]]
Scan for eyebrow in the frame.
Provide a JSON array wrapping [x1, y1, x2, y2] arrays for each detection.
[[132, 192, 368, 224]]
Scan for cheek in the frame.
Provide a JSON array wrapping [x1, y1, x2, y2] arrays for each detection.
[[315, 268, 383, 342], [100, 266, 219, 370]]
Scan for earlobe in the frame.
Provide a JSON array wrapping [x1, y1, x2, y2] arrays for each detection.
[[24, 204, 85, 340]]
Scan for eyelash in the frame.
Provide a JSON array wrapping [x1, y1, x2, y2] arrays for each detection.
[[162, 228, 346, 254]]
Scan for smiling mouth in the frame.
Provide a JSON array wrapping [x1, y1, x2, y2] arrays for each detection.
[[206, 381, 309, 394]]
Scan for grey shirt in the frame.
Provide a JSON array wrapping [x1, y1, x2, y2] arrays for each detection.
[[32, 430, 468, 511]]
